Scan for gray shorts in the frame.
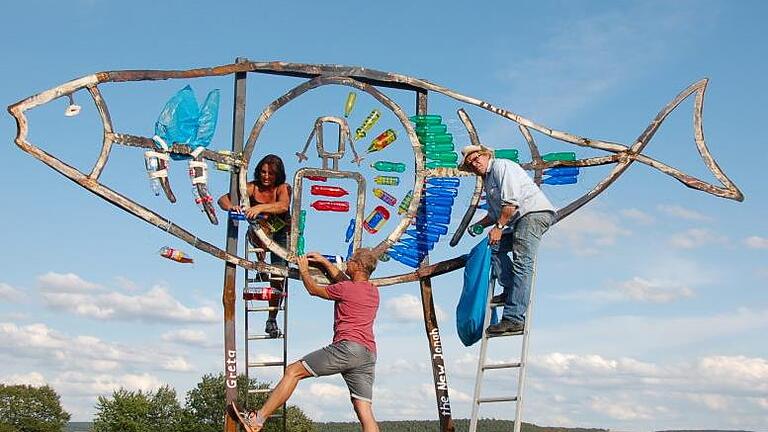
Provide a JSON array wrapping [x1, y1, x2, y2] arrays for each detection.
[[301, 340, 376, 402]]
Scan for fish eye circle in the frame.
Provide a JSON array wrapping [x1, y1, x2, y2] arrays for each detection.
[[242, 76, 425, 267]]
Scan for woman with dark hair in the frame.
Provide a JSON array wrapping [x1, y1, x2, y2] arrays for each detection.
[[218, 154, 291, 338]]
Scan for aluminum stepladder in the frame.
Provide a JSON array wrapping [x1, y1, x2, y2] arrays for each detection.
[[469, 264, 538, 432], [243, 239, 288, 432]]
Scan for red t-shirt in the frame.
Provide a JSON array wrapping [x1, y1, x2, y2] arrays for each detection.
[[326, 280, 379, 354]]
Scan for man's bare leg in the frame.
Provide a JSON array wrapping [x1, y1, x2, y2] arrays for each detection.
[[352, 398, 379, 432], [249, 361, 312, 431]]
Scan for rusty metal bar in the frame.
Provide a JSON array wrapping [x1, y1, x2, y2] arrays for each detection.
[[223, 58, 247, 432], [415, 90, 455, 432]]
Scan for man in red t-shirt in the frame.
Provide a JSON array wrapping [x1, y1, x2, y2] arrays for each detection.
[[232, 248, 380, 432]]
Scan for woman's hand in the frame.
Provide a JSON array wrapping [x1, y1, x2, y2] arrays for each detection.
[[245, 205, 262, 220]]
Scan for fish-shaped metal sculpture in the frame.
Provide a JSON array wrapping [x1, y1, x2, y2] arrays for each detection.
[[7, 61, 743, 286]]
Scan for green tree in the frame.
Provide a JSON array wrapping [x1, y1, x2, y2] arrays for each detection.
[[92, 385, 186, 432], [0, 384, 70, 432], [184, 372, 314, 432]]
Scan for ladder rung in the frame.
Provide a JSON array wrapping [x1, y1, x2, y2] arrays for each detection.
[[248, 361, 285, 368], [478, 396, 518, 404], [247, 247, 265, 253], [246, 278, 268, 283], [487, 329, 523, 338], [483, 362, 521, 371], [247, 334, 285, 340], [247, 388, 273, 394], [246, 306, 283, 312]]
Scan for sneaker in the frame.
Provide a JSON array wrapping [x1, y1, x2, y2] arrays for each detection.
[[486, 319, 524, 335], [229, 402, 262, 432], [490, 293, 507, 304], [264, 319, 281, 338]]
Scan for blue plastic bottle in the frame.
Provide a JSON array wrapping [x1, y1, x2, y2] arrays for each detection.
[[322, 255, 345, 263], [544, 167, 580, 177], [416, 212, 451, 225], [391, 245, 427, 260], [344, 219, 355, 243], [542, 176, 578, 185], [406, 229, 440, 243], [412, 222, 449, 236], [426, 187, 458, 197], [388, 251, 421, 268], [228, 210, 247, 221], [418, 205, 452, 216], [427, 177, 460, 188], [424, 195, 454, 206], [399, 237, 435, 251]]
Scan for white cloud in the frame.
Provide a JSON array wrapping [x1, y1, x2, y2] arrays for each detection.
[[620, 208, 655, 225], [744, 236, 768, 249], [52, 371, 166, 397], [161, 329, 212, 347], [0, 371, 47, 386], [0, 282, 24, 302], [687, 393, 731, 411], [306, 382, 348, 400], [385, 294, 446, 322], [534, 353, 658, 378], [589, 396, 654, 420], [669, 228, 728, 249], [113, 276, 139, 291], [553, 257, 708, 304], [0, 322, 192, 373], [697, 356, 768, 394], [556, 277, 695, 304], [547, 208, 631, 255], [534, 307, 768, 360], [42, 285, 218, 323], [657, 204, 712, 222], [614, 277, 694, 303], [37, 272, 101, 292]]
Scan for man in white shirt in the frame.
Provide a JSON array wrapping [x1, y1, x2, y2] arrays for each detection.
[[459, 145, 556, 334]]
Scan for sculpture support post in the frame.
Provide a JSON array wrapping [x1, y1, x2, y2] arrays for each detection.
[[416, 89, 455, 432], [223, 58, 247, 432]]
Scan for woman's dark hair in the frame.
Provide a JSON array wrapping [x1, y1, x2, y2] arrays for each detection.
[[253, 154, 286, 188]]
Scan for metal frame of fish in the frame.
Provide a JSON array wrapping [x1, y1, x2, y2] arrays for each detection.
[[8, 60, 742, 286]]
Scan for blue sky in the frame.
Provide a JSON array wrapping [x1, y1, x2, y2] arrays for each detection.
[[1, 1, 766, 430]]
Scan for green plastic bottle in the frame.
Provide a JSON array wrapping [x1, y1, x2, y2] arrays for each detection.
[[418, 133, 453, 144], [344, 92, 356, 118], [423, 143, 454, 153], [371, 161, 406, 173], [426, 161, 458, 169], [426, 152, 459, 162], [297, 209, 307, 234], [542, 151, 576, 162], [415, 124, 447, 134], [495, 149, 519, 162], [409, 114, 442, 125]]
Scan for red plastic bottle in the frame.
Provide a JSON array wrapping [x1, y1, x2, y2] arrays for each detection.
[[311, 185, 349, 198], [310, 200, 350, 212], [243, 287, 284, 301]]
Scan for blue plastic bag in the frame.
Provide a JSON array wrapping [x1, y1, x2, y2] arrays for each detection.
[[153, 85, 220, 160], [456, 238, 498, 347]]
